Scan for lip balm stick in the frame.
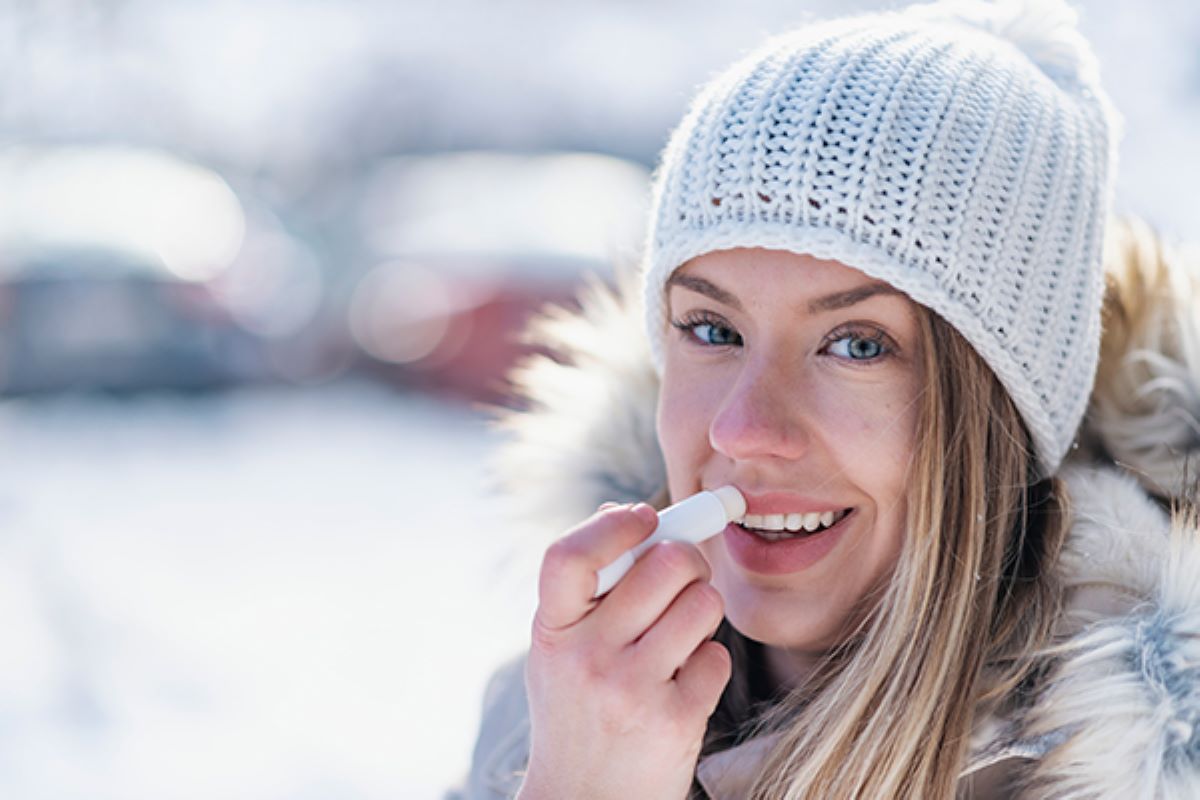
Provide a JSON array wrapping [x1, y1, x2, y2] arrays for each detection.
[[593, 485, 746, 599]]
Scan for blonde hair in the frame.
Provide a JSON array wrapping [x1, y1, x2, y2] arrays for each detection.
[[704, 310, 1071, 799]]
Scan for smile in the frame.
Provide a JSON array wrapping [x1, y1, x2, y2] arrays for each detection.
[[737, 508, 852, 540]]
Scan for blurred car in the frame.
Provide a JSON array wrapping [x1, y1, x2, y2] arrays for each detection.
[[347, 258, 583, 406], [0, 247, 275, 394], [0, 144, 343, 394], [348, 150, 651, 406]]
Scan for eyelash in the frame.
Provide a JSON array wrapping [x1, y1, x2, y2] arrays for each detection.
[[825, 326, 893, 362], [671, 311, 742, 347], [670, 311, 897, 362]]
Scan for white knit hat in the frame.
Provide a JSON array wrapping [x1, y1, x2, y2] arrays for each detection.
[[642, 0, 1120, 475]]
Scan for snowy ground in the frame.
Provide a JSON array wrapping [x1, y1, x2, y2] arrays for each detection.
[[0, 382, 539, 799]]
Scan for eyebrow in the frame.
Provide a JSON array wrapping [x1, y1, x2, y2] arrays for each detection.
[[666, 272, 903, 314], [808, 281, 903, 313], [666, 274, 743, 311]]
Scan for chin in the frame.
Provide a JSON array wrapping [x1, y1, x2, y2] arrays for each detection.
[[717, 581, 847, 651]]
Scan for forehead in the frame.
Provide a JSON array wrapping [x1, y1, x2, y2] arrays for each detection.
[[670, 247, 913, 314]]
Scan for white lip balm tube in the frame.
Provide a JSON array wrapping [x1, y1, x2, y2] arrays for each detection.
[[593, 485, 746, 599]]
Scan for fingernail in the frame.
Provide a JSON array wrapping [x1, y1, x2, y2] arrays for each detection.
[[631, 503, 658, 524]]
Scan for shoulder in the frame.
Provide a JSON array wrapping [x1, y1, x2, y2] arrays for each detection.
[[450, 654, 531, 800], [1004, 464, 1200, 796]]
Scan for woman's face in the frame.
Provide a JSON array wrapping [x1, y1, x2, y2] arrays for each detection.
[[657, 247, 924, 657]]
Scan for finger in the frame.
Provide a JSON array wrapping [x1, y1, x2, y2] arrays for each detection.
[[591, 540, 712, 644], [630, 580, 724, 680], [535, 504, 657, 631], [673, 639, 732, 721]]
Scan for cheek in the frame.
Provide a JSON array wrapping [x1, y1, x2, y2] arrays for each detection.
[[807, 373, 920, 470]]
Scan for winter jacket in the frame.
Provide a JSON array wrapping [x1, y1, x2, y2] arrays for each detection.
[[452, 219, 1200, 799]]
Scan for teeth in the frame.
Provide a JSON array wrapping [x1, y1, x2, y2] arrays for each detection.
[[740, 508, 850, 538]]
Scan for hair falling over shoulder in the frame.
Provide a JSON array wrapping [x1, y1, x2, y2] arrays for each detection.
[[704, 310, 1071, 799]]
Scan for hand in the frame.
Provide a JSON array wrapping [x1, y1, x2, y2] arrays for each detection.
[[517, 502, 731, 800]]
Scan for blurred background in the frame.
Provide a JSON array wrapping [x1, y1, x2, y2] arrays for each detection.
[[2, 1, 1198, 798]]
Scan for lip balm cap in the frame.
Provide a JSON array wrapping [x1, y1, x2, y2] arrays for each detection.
[[712, 485, 746, 522]]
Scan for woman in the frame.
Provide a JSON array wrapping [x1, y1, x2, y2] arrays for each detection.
[[457, 1, 1200, 797]]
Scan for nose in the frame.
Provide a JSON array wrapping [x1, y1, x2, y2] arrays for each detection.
[[708, 356, 811, 462]]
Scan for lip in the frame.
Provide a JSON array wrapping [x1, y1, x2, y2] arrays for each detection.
[[722, 508, 854, 575], [736, 490, 852, 517]]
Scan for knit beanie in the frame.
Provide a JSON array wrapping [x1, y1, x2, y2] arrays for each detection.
[[641, 0, 1120, 476]]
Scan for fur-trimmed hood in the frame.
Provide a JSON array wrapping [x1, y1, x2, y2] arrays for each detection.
[[487, 219, 1200, 798]]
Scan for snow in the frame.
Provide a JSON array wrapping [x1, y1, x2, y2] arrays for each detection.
[[0, 384, 538, 799]]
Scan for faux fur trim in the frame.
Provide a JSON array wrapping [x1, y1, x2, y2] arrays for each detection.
[[494, 277, 665, 535], [1056, 465, 1169, 613], [1019, 471, 1200, 798], [1080, 217, 1200, 499]]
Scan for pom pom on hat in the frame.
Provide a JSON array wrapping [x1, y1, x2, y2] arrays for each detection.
[[904, 0, 1099, 88], [640, 0, 1120, 476]]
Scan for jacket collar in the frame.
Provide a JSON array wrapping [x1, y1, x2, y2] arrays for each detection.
[[693, 710, 1064, 799], [696, 732, 777, 800]]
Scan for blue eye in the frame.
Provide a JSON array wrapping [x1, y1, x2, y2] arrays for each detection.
[[692, 322, 740, 346], [671, 314, 742, 347], [827, 332, 887, 360]]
